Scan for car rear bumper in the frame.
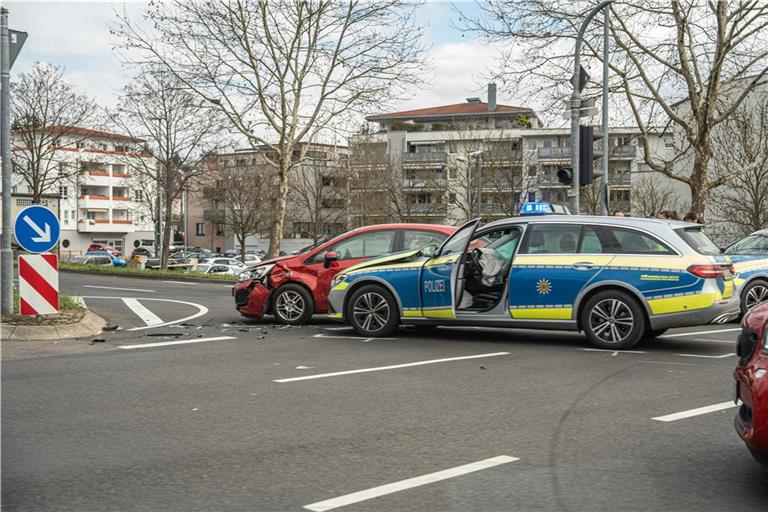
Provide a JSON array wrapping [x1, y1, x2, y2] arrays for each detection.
[[734, 365, 768, 453], [648, 294, 741, 330], [233, 280, 272, 319]]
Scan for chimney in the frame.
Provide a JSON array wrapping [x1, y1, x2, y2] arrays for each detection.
[[488, 83, 497, 112]]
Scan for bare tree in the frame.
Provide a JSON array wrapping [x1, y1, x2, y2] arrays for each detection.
[[114, 0, 426, 258], [11, 63, 98, 202], [109, 70, 225, 269], [630, 174, 684, 218], [580, 181, 602, 215], [461, 1, 768, 217], [709, 90, 768, 242], [202, 159, 266, 261]]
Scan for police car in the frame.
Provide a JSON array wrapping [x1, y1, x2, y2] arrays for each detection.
[[721, 229, 768, 313], [326, 204, 741, 349]]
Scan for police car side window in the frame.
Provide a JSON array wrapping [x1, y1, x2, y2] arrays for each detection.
[[521, 224, 581, 254], [579, 226, 604, 253], [605, 227, 674, 255]]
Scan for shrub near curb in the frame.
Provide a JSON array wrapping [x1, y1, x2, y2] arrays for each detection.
[[59, 262, 237, 282]]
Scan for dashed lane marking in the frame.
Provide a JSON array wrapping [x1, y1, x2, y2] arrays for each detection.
[[660, 327, 741, 338], [652, 400, 739, 422], [121, 298, 163, 326], [580, 348, 646, 355], [118, 336, 237, 350], [82, 296, 208, 331], [274, 352, 510, 383], [303, 455, 519, 512], [83, 285, 155, 293], [161, 280, 198, 285]]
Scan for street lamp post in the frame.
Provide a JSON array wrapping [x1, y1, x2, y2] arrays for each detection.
[[570, 0, 614, 215]]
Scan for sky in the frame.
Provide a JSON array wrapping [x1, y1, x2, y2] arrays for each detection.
[[5, 0, 513, 114]]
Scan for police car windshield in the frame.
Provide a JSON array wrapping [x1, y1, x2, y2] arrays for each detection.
[[675, 227, 720, 256]]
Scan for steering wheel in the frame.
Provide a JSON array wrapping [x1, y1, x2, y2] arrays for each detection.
[[467, 248, 483, 278]]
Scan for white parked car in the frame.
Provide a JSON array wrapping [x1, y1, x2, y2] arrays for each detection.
[[207, 258, 248, 269], [190, 263, 242, 275]]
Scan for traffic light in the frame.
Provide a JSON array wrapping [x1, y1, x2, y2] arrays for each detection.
[[556, 167, 573, 186], [579, 125, 604, 186]]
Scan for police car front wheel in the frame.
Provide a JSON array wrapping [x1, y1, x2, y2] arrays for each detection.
[[347, 284, 399, 338], [581, 290, 646, 349]]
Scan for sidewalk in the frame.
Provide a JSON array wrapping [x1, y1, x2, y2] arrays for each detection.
[[2, 310, 106, 341]]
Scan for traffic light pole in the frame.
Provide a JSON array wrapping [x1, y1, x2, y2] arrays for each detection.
[[600, 7, 610, 215], [1, 9, 11, 315], [570, 0, 614, 215]]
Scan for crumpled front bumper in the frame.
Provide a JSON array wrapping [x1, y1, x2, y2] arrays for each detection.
[[233, 279, 272, 318]]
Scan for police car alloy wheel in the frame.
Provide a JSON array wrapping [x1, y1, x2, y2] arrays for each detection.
[[273, 284, 314, 325], [581, 290, 646, 349], [742, 279, 768, 314], [347, 284, 399, 338]]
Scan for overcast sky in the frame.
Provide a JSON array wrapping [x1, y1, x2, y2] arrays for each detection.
[[6, 0, 515, 113]]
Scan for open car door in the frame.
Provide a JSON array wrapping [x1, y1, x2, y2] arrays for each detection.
[[419, 219, 480, 319]]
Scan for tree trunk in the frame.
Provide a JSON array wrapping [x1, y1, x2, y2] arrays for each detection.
[[160, 193, 174, 270], [689, 152, 711, 220], [267, 159, 291, 258], [238, 231, 246, 263]]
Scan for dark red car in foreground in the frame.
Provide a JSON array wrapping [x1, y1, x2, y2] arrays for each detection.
[[735, 300, 768, 466], [233, 224, 456, 325]]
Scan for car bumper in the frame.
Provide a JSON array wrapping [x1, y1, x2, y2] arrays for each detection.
[[648, 294, 741, 330], [326, 287, 346, 321], [233, 280, 272, 319], [734, 365, 768, 453]]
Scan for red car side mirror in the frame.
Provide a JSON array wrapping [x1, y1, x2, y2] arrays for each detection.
[[324, 250, 339, 268]]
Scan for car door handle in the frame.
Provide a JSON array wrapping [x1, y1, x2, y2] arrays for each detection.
[[572, 262, 595, 270]]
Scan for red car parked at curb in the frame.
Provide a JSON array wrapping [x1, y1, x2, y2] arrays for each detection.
[[233, 224, 456, 325], [735, 300, 768, 466]]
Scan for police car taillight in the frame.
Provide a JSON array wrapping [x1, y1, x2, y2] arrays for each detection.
[[687, 264, 725, 279]]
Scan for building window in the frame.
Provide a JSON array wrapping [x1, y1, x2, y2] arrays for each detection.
[[60, 186, 68, 198], [63, 210, 69, 222], [527, 165, 537, 176], [216, 223, 224, 236], [528, 191, 536, 202], [663, 135, 674, 148], [135, 190, 143, 201], [196, 223, 205, 236]]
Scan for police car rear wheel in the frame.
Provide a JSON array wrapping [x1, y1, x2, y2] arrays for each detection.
[[348, 285, 398, 337], [582, 291, 645, 349]]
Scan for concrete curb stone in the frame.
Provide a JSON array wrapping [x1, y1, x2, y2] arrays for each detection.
[[2, 310, 106, 341]]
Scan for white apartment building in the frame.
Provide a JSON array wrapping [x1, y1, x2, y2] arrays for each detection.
[[10, 126, 155, 256], [350, 84, 673, 225]]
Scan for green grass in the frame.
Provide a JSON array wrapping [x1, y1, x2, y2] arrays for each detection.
[[59, 262, 237, 281]]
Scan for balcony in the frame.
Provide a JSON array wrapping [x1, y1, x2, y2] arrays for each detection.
[[406, 203, 448, 215], [203, 187, 225, 201], [351, 153, 389, 168], [203, 208, 226, 222], [607, 145, 637, 159], [77, 219, 136, 233], [484, 149, 523, 165], [537, 147, 571, 160], [79, 195, 112, 209], [538, 175, 569, 187], [609, 200, 631, 212], [402, 152, 447, 168], [403, 177, 448, 189], [608, 173, 632, 186]]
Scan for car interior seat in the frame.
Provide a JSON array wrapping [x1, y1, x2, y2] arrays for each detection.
[[559, 233, 576, 253], [529, 231, 548, 253]]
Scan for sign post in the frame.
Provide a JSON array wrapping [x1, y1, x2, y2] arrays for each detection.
[[14, 205, 61, 316]]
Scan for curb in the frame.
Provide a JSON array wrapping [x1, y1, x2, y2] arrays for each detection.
[[60, 268, 236, 284], [2, 310, 106, 341]]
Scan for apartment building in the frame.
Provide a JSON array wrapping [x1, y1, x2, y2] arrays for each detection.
[[10, 126, 155, 256], [350, 84, 671, 225], [188, 142, 351, 252]]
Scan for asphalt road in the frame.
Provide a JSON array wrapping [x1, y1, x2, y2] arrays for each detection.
[[2, 272, 766, 511]]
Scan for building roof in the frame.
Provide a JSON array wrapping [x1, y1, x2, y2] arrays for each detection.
[[367, 102, 534, 121], [14, 125, 143, 143]]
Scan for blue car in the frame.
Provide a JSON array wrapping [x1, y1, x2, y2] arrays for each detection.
[[85, 251, 127, 267], [723, 229, 768, 313]]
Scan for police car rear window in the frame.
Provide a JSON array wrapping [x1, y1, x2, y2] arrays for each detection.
[[675, 227, 720, 256], [604, 227, 675, 255]]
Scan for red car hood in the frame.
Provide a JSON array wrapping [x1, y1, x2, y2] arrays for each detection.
[[247, 254, 296, 269]]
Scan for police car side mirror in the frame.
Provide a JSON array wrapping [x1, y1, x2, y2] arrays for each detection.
[[419, 244, 437, 258]]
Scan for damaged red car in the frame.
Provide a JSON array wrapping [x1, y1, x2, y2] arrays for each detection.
[[735, 300, 768, 466], [233, 224, 455, 325]]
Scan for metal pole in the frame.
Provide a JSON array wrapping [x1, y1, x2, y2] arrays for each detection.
[[475, 154, 481, 218], [1, 8, 12, 315], [154, 119, 162, 261], [571, 0, 614, 215], [601, 7, 610, 216]]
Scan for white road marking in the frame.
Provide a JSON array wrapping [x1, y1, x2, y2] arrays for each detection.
[[274, 352, 510, 383], [580, 348, 646, 354], [303, 455, 519, 512], [313, 333, 394, 342], [82, 296, 209, 330], [83, 285, 155, 293], [661, 327, 741, 338], [677, 353, 736, 359], [118, 336, 236, 350], [652, 400, 740, 422], [161, 280, 198, 285], [690, 338, 737, 344], [639, 360, 701, 366], [322, 326, 354, 331], [121, 298, 163, 326]]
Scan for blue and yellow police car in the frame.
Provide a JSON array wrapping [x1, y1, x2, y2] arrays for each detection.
[[722, 229, 768, 313], [327, 205, 741, 349]]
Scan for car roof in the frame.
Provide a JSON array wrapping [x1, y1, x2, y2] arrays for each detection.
[[750, 228, 768, 236], [482, 215, 699, 231], [348, 223, 456, 234]]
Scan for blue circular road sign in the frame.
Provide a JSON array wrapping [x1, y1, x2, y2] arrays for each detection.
[[13, 205, 61, 253]]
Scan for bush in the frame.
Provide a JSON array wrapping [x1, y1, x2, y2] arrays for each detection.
[[59, 262, 237, 281]]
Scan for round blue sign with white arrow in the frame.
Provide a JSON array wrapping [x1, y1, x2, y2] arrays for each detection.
[[13, 205, 60, 253]]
